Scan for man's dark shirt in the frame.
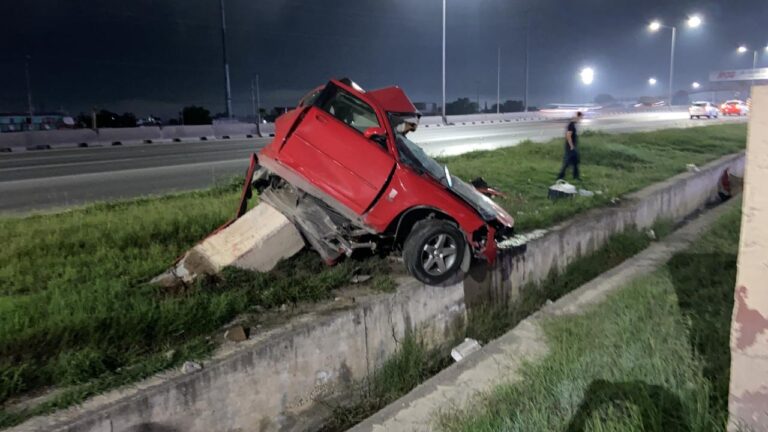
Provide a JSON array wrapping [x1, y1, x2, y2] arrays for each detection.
[[565, 121, 578, 151]]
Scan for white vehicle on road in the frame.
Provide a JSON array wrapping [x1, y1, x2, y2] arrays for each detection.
[[689, 101, 719, 119]]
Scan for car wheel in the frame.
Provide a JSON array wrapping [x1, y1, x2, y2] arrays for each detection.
[[690, 116, 694, 120], [402, 219, 466, 285]]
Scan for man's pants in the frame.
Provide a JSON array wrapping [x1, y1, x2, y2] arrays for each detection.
[[557, 149, 580, 180]]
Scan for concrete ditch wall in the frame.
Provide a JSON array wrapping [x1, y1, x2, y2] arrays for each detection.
[[13, 280, 465, 432], [470, 151, 746, 305], [11, 152, 744, 432]]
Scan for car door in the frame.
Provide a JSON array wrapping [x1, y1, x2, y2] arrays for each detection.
[[276, 84, 395, 215]]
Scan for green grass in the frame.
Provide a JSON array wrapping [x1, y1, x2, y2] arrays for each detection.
[[441, 124, 746, 231], [0, 124, 746, 426], [437, 203, 741, 432]]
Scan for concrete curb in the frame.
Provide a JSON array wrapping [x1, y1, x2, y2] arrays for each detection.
[[349, 198, 741, 432], [10, 279, 466, 432]]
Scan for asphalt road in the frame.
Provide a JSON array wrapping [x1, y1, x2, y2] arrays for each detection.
[[0, 112, 746, 215]]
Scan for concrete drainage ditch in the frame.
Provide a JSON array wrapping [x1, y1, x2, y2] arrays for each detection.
[[10, 152, 744, 432]]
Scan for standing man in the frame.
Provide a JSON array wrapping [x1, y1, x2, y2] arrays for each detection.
[[557, 111, 583, 181]]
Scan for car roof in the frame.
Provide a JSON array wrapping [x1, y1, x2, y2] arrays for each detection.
[[692, 101, 710, 104]]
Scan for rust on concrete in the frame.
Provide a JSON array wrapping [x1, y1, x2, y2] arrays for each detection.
[[729, 84, 768, 431]]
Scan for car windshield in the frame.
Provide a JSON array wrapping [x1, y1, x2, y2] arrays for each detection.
[[395, 132, 446, 182], [389, 114, 499, 221], [693, 103, 707, 107]]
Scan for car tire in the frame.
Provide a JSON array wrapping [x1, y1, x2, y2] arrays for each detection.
[[402, 219, 466, 285], [690, 116, 694, 120]]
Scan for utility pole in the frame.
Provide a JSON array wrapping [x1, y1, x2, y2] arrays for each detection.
[[496, 46, 501, 114], [251, 74, 262, 136], [752, 49, 758, 92], [476, 80, 480, 113], [24, 55, 34, 128], [668, 26, 676, 106], [219, 0, 233, 118], [441, 0, 447, 123], [524, 11, 530, 112]]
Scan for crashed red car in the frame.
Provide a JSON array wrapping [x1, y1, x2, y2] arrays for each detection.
[[251, 78, 514, 284]]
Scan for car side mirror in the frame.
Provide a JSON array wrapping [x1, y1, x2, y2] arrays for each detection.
[[363, 127, 388, 146]]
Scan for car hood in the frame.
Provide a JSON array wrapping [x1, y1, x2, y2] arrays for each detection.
[[448, 175, 515, 228]]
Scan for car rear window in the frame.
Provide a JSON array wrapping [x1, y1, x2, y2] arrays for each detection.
[[727, 102, 739, 105], [693, 103, 707, 107]]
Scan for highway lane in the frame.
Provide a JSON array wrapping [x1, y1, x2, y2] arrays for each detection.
[[0, 112, 746, 214]]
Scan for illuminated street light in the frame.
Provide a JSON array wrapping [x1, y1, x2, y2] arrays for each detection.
[[737, 45, 760, 90], [648, 77, 657, 85], [648, 15, 703, 106], [580, 67, 595, 85], [692, 81, 701, 89], [687, 15, 702, 28]]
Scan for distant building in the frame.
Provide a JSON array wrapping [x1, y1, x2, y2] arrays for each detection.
[[413, 102, 438, 115], [0, 112, 73, 132]]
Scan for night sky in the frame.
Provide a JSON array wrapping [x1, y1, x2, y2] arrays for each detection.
[[2, 0, 766, 118]]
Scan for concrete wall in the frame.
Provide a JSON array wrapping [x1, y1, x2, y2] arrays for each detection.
[[729, 86, 768, 430], [0, 108, 683, 151], [11, 151, 744, 432], [13, 279, 466, 432]]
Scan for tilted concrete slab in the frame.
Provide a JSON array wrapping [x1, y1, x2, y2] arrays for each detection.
[[153, 202, 305, 287]]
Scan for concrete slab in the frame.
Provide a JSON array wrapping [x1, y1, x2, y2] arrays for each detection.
[[349, 198, 740, 432], [153, 202, 305, 286]]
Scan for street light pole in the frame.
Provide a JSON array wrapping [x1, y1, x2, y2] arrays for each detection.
[[219, 0, 233, 118], [24, 55, 34, 122], [497, 46, 501, 114], [441, 0, 447, 123], [752, 50, 758, 90], [524, 10, 530, 112], [668, 26, 677, 107]]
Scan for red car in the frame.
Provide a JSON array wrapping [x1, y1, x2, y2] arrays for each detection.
[[720, 100, 748, 116], [251, 78, 515, 284]]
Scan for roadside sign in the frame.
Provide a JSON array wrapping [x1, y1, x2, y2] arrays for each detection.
[[710, 68, 768, 82]]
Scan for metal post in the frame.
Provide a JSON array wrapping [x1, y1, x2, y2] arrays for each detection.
[[24, 55, 34, 128], [524, 11, 530, 112], [255, 74, 262, 136], [476, 81, 480, 113], [441, 0, 447, 123], [668, 26, 676, 106], [496, 46, 501, 114], [219, 0, 233, 118], [752, 50, 758, 91], [251, 78, 256, 120]]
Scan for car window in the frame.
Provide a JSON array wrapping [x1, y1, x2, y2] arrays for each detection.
[[300, 89, 322, 107], [693, 103, 707, 107], [320, 89, 380, 134]]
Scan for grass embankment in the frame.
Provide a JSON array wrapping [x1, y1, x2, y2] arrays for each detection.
[[442, 124, 745, 231], [0, 185, 393, 427], [438, 204, 741, 432], [0, 124, 745, 427]]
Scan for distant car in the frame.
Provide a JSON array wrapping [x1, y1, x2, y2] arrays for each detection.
[[689, 101, 719, 119], [720, 100, 748, 116]]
